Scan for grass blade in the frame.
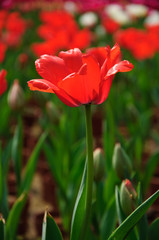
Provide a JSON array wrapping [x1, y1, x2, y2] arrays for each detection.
[[108, 190, 159, 240]]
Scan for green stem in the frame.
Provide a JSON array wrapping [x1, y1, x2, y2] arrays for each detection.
[[80, 104, 94, 240]]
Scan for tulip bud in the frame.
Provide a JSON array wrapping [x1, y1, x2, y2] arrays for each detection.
[[8, 79, 25, 111], [93, 148, 105, 182], [120, 179, 137, 216], [112, 143, 133, 179], [46, 101, 61, 124]]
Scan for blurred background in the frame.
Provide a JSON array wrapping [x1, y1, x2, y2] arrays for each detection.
[[0, 0, 159, 239]]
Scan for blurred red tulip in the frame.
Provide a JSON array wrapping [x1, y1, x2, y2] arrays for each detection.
[[0, 69, 7, 96], [28, 44, 133, 107], [115, 28, 156, 60], [0, 10, 27, 48], [0, 41, 7, 63], [102, 17, 120, 34], [146, 24, 159, 52], [32, 10, 92, 57]]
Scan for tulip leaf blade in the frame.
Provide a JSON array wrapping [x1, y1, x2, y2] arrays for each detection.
[[11, 116, 23, 189], [42, 211, 63, 240], [100, 197, 117, 240], [0, 215, 5, 240], [70, 162, 87, 240], [5, 192, 27, 240], [143, 151, 159, 192], [107, 190, 159, 240], [19, 131, 47, 195], [148, 218, 159, 240], [137, 183, 148, 240]]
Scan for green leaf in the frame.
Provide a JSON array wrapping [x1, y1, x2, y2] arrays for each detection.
[[143, 151, 159, 192], [19, 132, 47, 194], [148, 218, 159, 240], [42, 211, 63, 240], [137, 183, 148, 240], [115, 186, 125, 225], [2, 140, 12, 178], [11, 117, 23, 189], [5, 192, 27, 240], [70, 163, 87, 240], [107, 190, 159, 240], [100, 197, 117, 240], [0, 142, 10, 219], [43, 142, 67, 200], [0, 215, 5, 240]]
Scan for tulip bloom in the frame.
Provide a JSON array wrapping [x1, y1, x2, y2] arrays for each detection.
[[115, 28, 156, 60], [28, 44, 133, 107], [0, 69, 7, 96]]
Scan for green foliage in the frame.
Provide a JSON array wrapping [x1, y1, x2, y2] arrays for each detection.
[[42, 211, 63, 240], [19, 132, 47, 194], [70, 163, 87, 240], [108, 190, 159, 240], [5, 192, 27, 240]]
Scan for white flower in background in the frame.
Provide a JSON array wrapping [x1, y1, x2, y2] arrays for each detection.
[[126, 4, 148, 18], [79, 12, 98, 27], [64, 1, 78, 14], [145, 10, 159, 26], [104, 4, 131, 25]]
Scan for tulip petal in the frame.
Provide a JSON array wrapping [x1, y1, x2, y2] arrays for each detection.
[[86, 47, 108, 67], [59, 48, 83, 73], [94, 76, 114, 105], [106, 60, 134, 77], [58, 55, 100, 104], [55, 90, 80, 107], [109, 43, 121, 65], [101, 43, 121, 79], [28, 79, 57, 93], [28, 79, 80, 107], [35, 54, 69, 84]]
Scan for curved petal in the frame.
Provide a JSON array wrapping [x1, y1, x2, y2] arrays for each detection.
[[35, 54, 69, 85], [59, 48, 83, 73], [55, 90, 80, 107], [82, 54, 100, 96], [27, 79, 57, 93], [58, 73, 88, 104], [101, 43, 121, 79], [109, 43, 121, 66], [58, 55, 100, 104], [86, 47, 108, 67], [106, 60, 134, 77], [94, 76, 114, 105], [28, 79, 80, 107]]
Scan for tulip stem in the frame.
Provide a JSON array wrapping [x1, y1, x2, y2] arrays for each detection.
[[80, 104, 94, 240]]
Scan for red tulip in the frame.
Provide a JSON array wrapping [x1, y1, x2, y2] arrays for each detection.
[[115, 28, 156, 60], [0, 41, 7, 63], [0, 69, 7, 96], [32, 10, 92, 57], [102, 17, 120, 34], [28, 44, 133, 107]]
